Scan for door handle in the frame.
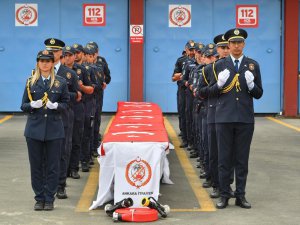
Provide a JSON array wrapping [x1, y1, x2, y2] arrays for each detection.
[[153, 47, 159, 52]]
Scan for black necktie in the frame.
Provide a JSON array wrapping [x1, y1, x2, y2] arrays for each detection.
[[234, 59, 239, 72], [44, 79, 49, 87]]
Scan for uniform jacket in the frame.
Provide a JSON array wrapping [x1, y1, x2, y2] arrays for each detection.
[[21, 75, 70, 141], [96, 56, 111, 84], [209, 55, 263, 123]]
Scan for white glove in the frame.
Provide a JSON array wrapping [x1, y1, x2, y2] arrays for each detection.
[[245, 70, 255, 90], [217, 69, 230, 88], [46, 100, 58, 110], [30, 100, 43, 109]]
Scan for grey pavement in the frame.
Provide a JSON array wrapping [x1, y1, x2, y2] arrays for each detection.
[[0, 114, 299, 225]]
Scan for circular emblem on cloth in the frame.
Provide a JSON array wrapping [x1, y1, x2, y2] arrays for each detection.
[[15, 4, 38, 26], [54, 80, 60, 88], [234, 29, 240, 35], [249, 63, 255, 71], [169, 6, 191, 27], [66, 72, 71, 79], [125, 157, 152, 189]]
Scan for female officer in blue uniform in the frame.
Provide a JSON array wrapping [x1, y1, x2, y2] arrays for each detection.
[[21, 50, 69, 211]]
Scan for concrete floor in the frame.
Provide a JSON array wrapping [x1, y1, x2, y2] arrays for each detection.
[[0, 114, 299, 225]]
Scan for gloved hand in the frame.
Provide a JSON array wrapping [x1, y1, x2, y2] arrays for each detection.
[[245, 70, 255, 90], [217, 69, 230, 88], [30, 99, 43, 109], [46, 100, 58, 110]]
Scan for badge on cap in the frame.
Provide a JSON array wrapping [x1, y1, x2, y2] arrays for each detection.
[[222, 35, 225, 40], [190, 42, 195, 47], [66, 46, 71, 50], [50, 38, 55, 44], [234, 29, 240, 35], [54, 80, 60, 88], [73, 44, 78, 48], [208, 44, 214, 49], [66, 72, 71, 79], [42, 50, 49, 55], [249, 63, 255, 71], [77, 69, 81, 75]]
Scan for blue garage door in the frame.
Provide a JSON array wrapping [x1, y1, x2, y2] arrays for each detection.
[[145, 0, 281, 113], [0, 0, 128, 112]]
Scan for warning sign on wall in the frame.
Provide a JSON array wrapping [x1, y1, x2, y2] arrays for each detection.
[[83, 3, 106, 26], [130, 25, 143, 44], [15, 3, 38, 26], [169, 5, 191, 28], [236, 5, 258, 28]]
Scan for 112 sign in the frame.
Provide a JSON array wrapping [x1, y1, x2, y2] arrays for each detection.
[[83, 4, 106, 26], [236, 5, 258, 28]]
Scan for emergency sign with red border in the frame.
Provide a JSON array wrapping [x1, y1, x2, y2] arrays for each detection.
[[83, 3, 106, 26], [236, 5, 258, 28]]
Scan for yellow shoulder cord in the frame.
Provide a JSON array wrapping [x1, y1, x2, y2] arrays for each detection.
[[26, 79, 33, 102], [26, 79, 48, 107], [221, 73, 241, 94], [212, 62, 218, 81], [201, 67, 209, 85]]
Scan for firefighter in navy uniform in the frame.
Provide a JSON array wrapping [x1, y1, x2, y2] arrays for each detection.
[[172, 41, 190, 136], [80, 46, 101, 172], [196, 44, 219, 189], [66, 43, 95, 178], [86, 42, 105, 159], [190, 43, 205, 163], [44, 38, 81, 199], [21, 50, 69, 211], [87, 41, 110, 153], [209, 28, 263, 209], [198, 34, 230, 199], [178, 41, 196, 149]]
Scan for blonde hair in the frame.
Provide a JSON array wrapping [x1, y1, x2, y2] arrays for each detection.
[[30, 63, 55, 88]]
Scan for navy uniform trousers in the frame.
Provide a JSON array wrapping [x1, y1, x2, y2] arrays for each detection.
[[216, 123, 254, 198]]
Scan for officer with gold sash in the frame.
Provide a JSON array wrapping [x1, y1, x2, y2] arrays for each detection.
[[21, 50, 69, 211], [209, 28, 263, 209]]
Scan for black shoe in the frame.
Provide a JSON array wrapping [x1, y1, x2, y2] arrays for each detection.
[[179, 142, 188, 148], [216, 197, 229, 209], [210, 187, 220, 198], [56, 187, 67, 199], [92, 151, 99, 158], [82, 162, 90, 172], [190, 153, 199, 158], [235, 197, 251, 209], [70, 170, 80, 179], [89, 158, 95, 165], [199, 172, 207, 179], [44, 202, 54, 211], [34, 201, 44, 211], [202, 180, 212, 188]]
